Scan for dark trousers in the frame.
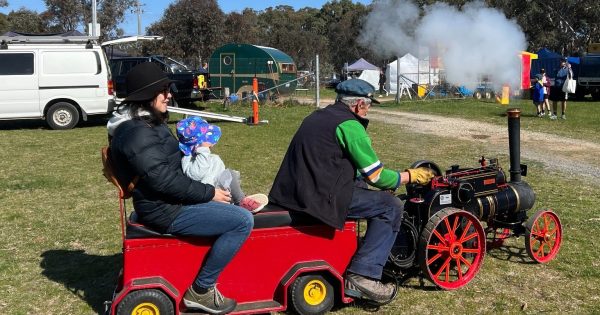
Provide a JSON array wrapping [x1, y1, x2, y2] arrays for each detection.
[[346, 181, 403, 280]]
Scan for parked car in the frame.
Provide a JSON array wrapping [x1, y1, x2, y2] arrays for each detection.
[[323, 75, 341, 89], [109, 55, 201, 107], [0, 34, 115, 129]]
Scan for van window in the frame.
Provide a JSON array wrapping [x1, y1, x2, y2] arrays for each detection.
[[0, 53, 34, 75], [280, 63, 296, 73], [42, 51, 99, 75]]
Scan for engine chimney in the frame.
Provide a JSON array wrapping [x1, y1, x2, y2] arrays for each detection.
[[507, 108, 522, 182]]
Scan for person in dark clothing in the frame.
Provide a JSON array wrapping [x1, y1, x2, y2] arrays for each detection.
[[269, 79, 435, 304], [378, 69, 387, 97], [549, 58, 573, 120], [108, 62, 252, 314]]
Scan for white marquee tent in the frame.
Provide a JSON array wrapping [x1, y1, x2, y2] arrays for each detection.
[[386, 53, 439, 94]]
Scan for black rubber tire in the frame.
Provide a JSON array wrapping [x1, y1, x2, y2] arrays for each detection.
[[290, 274, 335, 315], [473, 91, 482, 99], [46, 102, 79, 130], [116, 289, 174, 315]]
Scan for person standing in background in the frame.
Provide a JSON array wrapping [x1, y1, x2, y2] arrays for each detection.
[[549, 58, 573, 120], [540, 68, 551, 116], [378, 69, 387, 97]]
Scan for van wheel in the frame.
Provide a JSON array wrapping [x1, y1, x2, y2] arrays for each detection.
[[290, 274, 334, 315], [46, 102, 79, 130]]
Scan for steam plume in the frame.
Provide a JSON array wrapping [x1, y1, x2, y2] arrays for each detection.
[[359, 0, 527, 89]]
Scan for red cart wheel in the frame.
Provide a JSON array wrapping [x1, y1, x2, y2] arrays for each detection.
[[418, 208, 485, 290], [525, 209, 562, 263]]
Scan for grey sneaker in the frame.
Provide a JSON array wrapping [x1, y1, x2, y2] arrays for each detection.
[[550, 115, 557, 120], [183, 286, 236, 314], [344, 273, 395, 304], [561, 114, 566, 120]]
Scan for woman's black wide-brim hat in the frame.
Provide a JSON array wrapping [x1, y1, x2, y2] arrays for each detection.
[[123, 62, 176, 102]]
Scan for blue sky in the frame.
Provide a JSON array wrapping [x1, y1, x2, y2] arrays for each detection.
[[2, 0, 371, 36]]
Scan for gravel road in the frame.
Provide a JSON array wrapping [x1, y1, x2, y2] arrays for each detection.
[[367, 108, 600, 186]]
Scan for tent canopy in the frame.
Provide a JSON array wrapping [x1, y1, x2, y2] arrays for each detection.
[[347, 58, 379, 71], [531, 48, 580, 78], [536, 48, 561, 59]]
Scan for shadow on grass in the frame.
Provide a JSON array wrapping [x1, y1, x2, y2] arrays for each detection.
[[40, 249, 121, 314], [486, 244, 535, 264], [0, 115, 108, 130]]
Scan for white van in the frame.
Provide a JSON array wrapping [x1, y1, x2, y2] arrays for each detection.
[[0, 35, 115, 129]]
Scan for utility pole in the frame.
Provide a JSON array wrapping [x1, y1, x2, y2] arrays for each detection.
[[134, 1, 144, 35], [91, 0, 97, 37]]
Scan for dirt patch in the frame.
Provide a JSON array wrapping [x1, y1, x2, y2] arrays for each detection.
[[367, 108, 600, 186]]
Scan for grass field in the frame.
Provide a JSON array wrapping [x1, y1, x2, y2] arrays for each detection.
[[1, 97, 599, 314]]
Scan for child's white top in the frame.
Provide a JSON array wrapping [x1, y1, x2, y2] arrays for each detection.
[[182, 146, 226, 186]]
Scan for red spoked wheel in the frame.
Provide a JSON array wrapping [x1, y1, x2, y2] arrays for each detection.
[[418, 208, 486, 290], [525, 209, 562, 263], [486, 227, 512, 250]]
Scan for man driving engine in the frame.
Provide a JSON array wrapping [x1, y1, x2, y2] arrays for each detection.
[[269, 79, 435, 303]]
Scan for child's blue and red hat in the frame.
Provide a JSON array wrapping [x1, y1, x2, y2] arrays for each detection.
[[176, 116, 222, 156]]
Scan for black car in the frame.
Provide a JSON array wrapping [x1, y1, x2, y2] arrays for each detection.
[[323, 77, 341, 89], [109, 55, 201, 106]]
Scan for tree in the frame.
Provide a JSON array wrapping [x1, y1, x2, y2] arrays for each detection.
[[223, 8, 261, 45], [484, 0, 599, 54], [43, 0, 82, 32], [7, 8, 45, 33], [146, 0, 226, 68], [257, 6, 329, 70], [0, 0, 8, 7], [318, 0, 371, 72], [82, 0, 135, 40]]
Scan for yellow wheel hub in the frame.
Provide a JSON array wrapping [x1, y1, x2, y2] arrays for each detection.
[[303, 279, 327, 306], [131, 302, 160, 315]]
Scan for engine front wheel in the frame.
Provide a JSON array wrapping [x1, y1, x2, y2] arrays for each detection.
[[418, 208, 486, 290], [290, 274, 334, 315], [525, 209, 562, 263]]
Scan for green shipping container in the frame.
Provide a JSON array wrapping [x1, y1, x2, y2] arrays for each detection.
[[209, 43, 297, 98]]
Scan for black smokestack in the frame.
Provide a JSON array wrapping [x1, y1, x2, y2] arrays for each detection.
[[507, 108, 521, 182]]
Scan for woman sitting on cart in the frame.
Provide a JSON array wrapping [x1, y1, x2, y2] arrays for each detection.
[[108, 62, 251, 314]]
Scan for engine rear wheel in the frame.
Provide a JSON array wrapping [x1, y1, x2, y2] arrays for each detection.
[[418, 208, 485, 290], [116, 289, 174, 315], [388, 219, 418, 269], [290, 274, 334, 315], [525, 209, 562, 263]]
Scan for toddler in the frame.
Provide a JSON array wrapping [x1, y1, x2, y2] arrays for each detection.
[[176, 116, 268, 213], [532, 74, 544, 117]]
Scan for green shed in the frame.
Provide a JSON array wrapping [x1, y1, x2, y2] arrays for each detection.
[[208, 43, 297, 98]]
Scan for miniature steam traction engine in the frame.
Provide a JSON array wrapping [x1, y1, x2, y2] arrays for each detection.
[[386, 108, 562, 290]]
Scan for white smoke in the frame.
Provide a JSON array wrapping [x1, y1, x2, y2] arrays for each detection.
[[359, 0, 527, 90]]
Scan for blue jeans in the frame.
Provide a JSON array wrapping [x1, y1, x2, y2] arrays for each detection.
[[346, 181, 403, 280], [166, 201, 254, 289]]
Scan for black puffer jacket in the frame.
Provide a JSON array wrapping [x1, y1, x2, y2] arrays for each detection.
[[110, 119, 215, 233]]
